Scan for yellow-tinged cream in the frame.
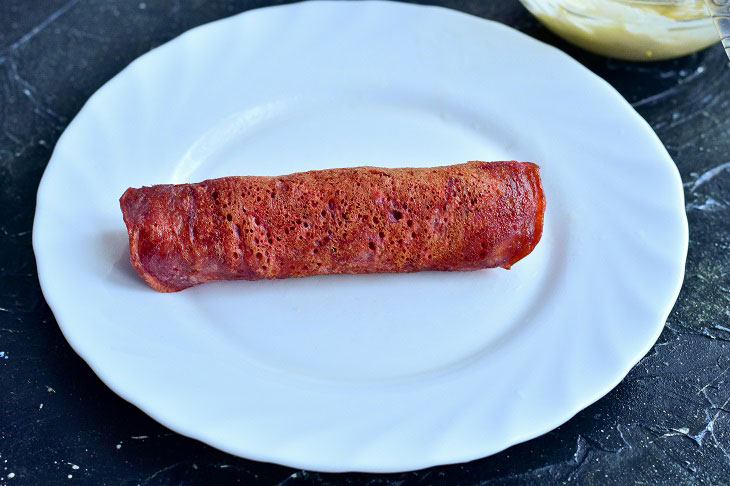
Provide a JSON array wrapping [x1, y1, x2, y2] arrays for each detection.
[[521, 0, 717, 60]]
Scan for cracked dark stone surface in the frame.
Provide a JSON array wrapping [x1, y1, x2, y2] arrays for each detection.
[[1, 1, 730, 484]]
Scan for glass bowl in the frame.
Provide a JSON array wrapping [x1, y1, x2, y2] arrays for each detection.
[[518, 0, 718, 61]]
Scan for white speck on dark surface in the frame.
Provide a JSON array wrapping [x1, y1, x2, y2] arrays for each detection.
[[686, 197, 726, 213], [688, 161, 730, 193]]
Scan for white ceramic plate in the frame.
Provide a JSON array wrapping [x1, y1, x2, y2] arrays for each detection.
[[33, 1, 688, 472]]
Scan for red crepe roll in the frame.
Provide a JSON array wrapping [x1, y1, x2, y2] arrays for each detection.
[[120, 161, 545, 292]]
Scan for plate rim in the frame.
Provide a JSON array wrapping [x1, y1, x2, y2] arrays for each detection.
[[32, 0, 689, 472]]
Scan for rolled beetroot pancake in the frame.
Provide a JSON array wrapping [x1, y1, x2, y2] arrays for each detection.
[[120, 161, 545, 292]]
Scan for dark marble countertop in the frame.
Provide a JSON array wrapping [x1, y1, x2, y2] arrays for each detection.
[[2, 1, 730, 484]]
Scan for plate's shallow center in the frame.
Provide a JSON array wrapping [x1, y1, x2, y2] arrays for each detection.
[[172, 96, 553, 382], [171, 93, 538, 181]]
